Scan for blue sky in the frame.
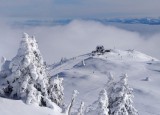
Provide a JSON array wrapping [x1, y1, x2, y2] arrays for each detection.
[[0, 0, 160, 19]]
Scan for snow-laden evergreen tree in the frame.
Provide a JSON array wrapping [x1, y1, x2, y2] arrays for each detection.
[[77, 101, 85, 115], [97, 89, 109, 115], [60, 58, 64, 64], [106, 72, 115, 92], [86, 89, 109, 115], [106, 72, 115, 109], [49, 74, 64, 107], [0, 56, 11, 79], [82, 59, 85, 66], [66, 90, 79, 115], [144, 77, 150, 81], [1, 56, 6, 66], [60, 57, 68, 64], [109, 74, 138, 115], [1, 33, 53, 108]]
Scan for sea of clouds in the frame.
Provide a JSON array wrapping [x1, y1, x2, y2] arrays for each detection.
[[0, 19, 160, 63]]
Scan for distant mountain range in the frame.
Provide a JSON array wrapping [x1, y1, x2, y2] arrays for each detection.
[[13, 18, 160, 27], [95, 18, 160, 25]]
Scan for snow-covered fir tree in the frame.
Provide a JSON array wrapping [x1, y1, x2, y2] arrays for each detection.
[[1, 56, 6, 66], [0, 57, 11, 79], [97, 89, 109, 115], [77, 101, 85, 115], [0, 56, 6, 75], [49, 74, 64, 107], [86, 89, 109, 115], [109, 74, 138, 115], [106, 72, 115, 92], [60, 57, 68, 64], [106, 72, 115, 109], [1, 33, 54, 108], [67, 90, 79, 115], [144, 77, 150, 81], [82, 59, 85, 66]]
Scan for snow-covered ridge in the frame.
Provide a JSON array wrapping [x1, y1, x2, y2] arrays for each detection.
[[50, 48, 158, 72], [49, 47, 160, 115]]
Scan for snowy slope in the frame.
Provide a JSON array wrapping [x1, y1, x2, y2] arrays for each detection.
[[0, 97, 64, 115], [49, 49, 160, 115], [0, 49, 160, 115]]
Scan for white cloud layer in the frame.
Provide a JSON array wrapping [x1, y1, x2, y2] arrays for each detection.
[[0, 20, 160, 63]]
